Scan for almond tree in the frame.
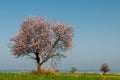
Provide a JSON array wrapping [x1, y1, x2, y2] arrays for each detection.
[[9, 17, 74, 71], [100, 63, 110, 74]]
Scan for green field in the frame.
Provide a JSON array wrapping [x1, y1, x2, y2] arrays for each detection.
[[0, 73, 120, 80]]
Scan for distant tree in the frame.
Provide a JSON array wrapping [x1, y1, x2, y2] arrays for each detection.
[[100, 63, 110, 75], [70, 67, 77, 73], [9, 17, 74, 72]]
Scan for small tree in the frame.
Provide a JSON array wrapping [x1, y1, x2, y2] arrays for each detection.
[[70, 67, 77, 73], [100, 64, 110, 75], [9, 17, 74, 72]]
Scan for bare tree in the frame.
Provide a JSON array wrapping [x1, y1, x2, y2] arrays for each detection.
[[9, 17, 74, 71], [100, 63, 110, 75]]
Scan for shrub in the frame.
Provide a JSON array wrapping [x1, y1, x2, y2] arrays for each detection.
[[31, 67, 59, 74], [70, 67, 77, 73]]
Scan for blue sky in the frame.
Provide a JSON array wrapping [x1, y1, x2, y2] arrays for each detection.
[[0, 0, 120, 71]]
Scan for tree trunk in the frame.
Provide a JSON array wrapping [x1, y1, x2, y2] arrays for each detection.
[[35, 52, 41, 72], [37, 62, 41, 72]]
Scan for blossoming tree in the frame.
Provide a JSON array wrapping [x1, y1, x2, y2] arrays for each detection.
[[100, 63, 110, 74], [9, 17, 74, 71]]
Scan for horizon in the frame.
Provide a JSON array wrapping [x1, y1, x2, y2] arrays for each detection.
[[0, 0, 120, 71]]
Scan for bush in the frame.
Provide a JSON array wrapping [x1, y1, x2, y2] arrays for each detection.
[[31, 67, 59, 74]]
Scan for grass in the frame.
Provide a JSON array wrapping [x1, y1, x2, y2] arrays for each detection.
[[0, 72, 120, 80]]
